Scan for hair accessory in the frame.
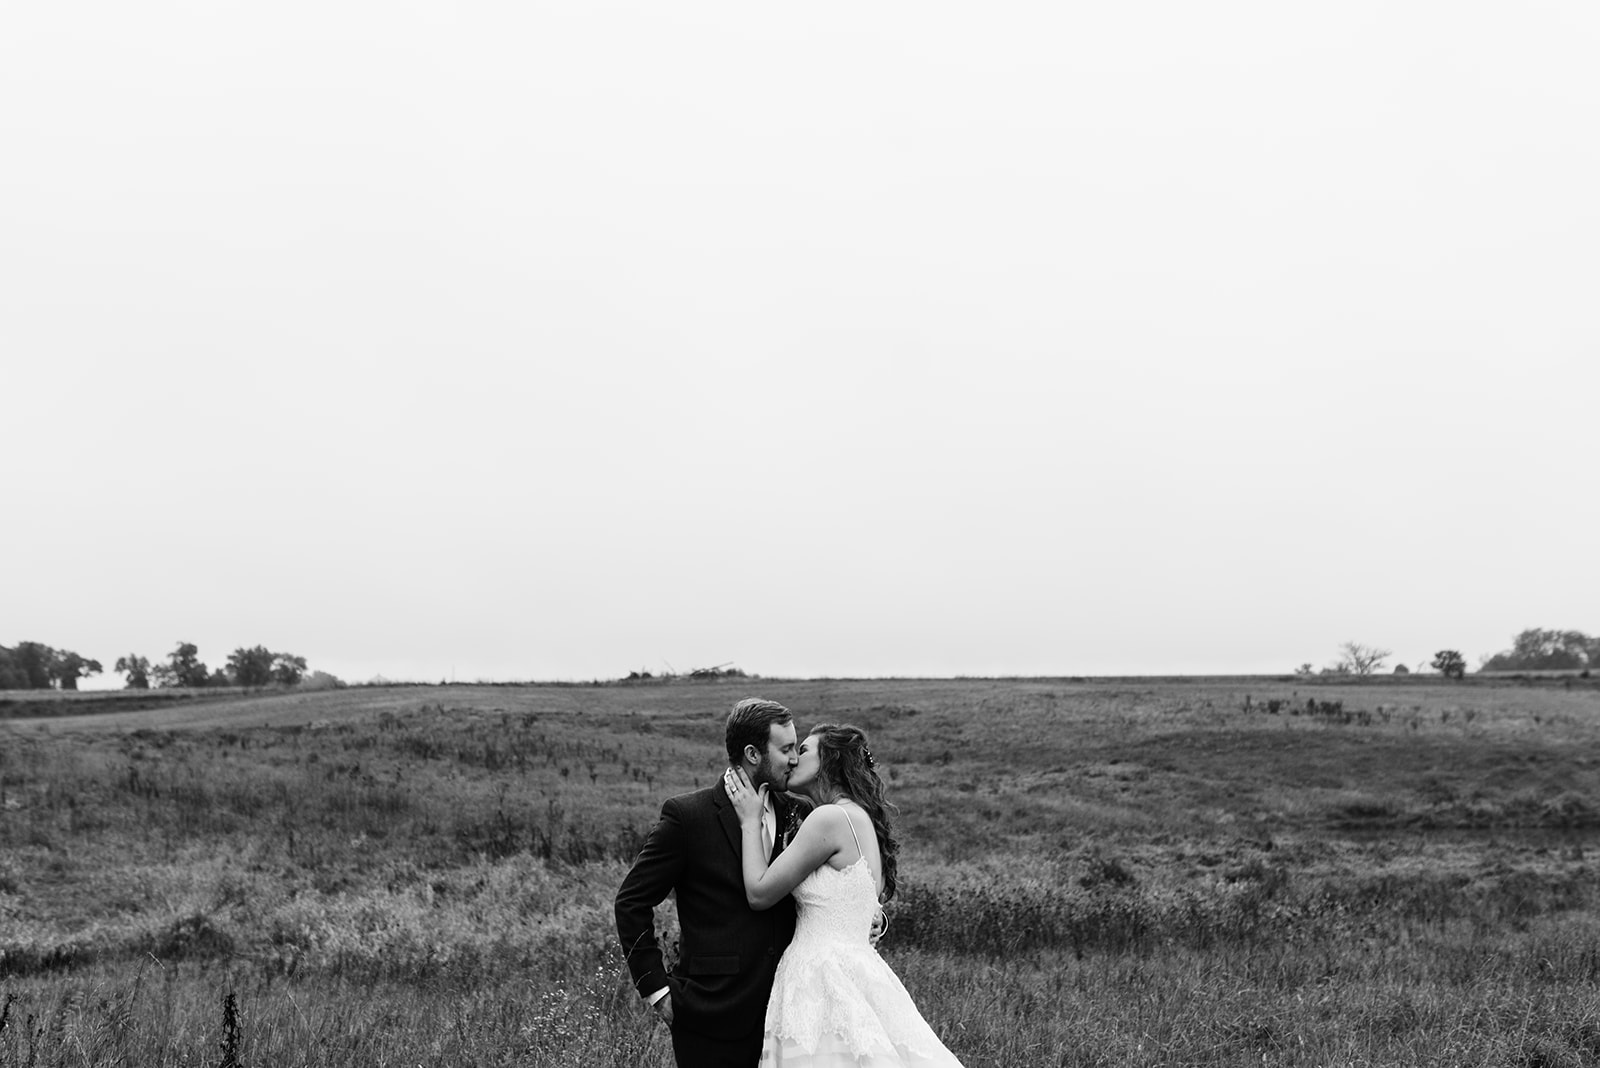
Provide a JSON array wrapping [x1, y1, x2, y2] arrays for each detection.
[[863, 745, 876, 769]]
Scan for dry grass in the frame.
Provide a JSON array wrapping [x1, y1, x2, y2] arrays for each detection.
[[3, 676, 1599, 1065]]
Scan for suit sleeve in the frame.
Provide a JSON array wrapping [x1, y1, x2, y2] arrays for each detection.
[[614, 797, 688, 998]]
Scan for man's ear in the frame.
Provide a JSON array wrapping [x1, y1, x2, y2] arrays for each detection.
[[742, 744, 761, 765]]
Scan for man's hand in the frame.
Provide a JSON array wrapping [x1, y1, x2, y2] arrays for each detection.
[[869, 906, 888, 948], [652, 994, 674, 1026]]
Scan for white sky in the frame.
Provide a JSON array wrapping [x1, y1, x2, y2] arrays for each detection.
[[4, 3, 1596, 687]]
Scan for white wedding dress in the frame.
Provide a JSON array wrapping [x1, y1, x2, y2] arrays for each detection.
[[759, 803, 965, 1067]]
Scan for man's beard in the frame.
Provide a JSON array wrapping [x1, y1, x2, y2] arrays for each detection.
[[753, 753, 789, 792]]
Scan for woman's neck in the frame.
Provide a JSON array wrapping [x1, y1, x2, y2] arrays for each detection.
[[806, 783, 848, 806]]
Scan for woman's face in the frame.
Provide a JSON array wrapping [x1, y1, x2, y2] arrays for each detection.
[[786, 731, 824, 792]]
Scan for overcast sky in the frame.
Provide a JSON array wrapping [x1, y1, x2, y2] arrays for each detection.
[[4, 3, 1596, 687]]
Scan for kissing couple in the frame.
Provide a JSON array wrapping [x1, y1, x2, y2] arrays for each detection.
[[616, 697, 965, 1067]]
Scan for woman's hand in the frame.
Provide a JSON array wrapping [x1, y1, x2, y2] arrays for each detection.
[[724, 767, 767, 827]]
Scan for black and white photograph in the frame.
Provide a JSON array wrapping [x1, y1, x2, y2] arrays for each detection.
[[3, 3, 1598, 1065]]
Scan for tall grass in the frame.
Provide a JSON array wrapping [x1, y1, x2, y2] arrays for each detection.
[[3, 677, 1599, 1064]]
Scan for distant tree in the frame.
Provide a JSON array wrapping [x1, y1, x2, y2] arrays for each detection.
[[209, 667, 234, 687], [1480, 628, 1592, 672], [271, 653, 308, 686], [1334, 641, 1391, 677], [227, 646, 276, 688], [1431, 650, 1467, 680], [1392, 663, 1410, 675], [12, 641, 57, 689], [0, 643, 100, 689], [54, 651, 103, 690], [0, 646, 25, 689], [163, 642, 210, 688], [114, 654, 152, 689]]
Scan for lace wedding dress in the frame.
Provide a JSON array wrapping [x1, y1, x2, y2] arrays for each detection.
[[759, 803, 965, 1067]]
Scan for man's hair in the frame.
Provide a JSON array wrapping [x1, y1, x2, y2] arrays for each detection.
[[725, 698, 793, 765]]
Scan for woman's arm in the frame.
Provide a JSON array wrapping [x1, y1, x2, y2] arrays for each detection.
[[726, 769, 843, 910]]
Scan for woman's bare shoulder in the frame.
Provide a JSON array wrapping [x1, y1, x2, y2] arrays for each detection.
[[799, 802, 851, 833]]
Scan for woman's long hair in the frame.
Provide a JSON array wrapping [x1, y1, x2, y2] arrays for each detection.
[[809, 723, 900, 901]]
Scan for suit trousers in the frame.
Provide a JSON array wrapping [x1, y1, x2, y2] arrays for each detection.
[[671, 1021, 762, 1068]]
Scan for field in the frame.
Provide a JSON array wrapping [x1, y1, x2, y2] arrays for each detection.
[[3, 676, 1599, 1066]]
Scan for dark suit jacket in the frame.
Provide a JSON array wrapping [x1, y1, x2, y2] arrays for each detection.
[[615, 779, 803, 1040]]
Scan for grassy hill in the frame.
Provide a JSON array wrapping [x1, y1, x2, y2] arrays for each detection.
[[3, 677, 1598, 1065]]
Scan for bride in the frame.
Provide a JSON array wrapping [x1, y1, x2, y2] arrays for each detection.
[[725, 723, 966, 1067]]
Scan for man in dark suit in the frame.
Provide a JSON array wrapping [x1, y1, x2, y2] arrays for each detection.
[[615, 697, 804, 1067]]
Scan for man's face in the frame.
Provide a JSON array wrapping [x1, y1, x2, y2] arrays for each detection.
[[751, 720, 799, 792]]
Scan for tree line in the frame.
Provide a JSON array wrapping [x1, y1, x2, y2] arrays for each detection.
[[1300, 628, 1599, 680], [0, 642, 103, 690], [1478, 628, 1600, 673], [0, 641, 330, 691], [8, 628, 1592, 693]]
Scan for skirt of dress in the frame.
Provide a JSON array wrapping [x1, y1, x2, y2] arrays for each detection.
[[762, 857, 965, 1067], [757, 942, 965, 1067], [760, 1030, 963, 1068]]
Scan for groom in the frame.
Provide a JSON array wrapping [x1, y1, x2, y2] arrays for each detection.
[[615, 697, 803, 1067]]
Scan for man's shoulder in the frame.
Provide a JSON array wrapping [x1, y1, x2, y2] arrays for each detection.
[[661, 784, 721, 815]]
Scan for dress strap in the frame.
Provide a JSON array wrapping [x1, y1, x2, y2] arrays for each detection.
[[837, 800, 868, 869], [838, 799, 864, 850]]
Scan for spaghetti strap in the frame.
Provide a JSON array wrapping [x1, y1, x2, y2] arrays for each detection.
[[839, 802, 864, 854], [837, 800, 872, 882]]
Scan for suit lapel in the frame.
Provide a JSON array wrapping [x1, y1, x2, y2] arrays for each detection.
[[714, 778, 743, 859]]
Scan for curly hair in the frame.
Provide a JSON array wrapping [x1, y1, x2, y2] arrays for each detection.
[[808, 723, 900, 901]]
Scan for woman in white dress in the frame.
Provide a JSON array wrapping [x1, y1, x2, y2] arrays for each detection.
[[725, 724, 966, 1068]]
